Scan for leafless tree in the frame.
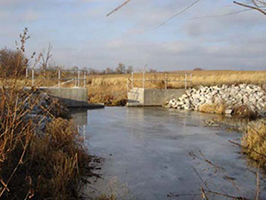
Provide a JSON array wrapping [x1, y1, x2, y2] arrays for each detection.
[[40, 44, 53, 71], [149, 68, 157, 73], [105, 67, 114, 74], [126, 65, 133, 74], [233, 0, 266, 15], [115, 63, 126, 74], [193, 67, 204, 71]]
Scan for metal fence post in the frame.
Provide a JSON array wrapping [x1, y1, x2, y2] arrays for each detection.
[[26, 67, 28, 78], [165, 74, 167, 89], [127, 79, 129, 93], [58, 70, 61, 88], [32, 69, 35, 86], [185, 73, 187, 90], [190, 73, 192, 88], [131, 72, 134, 89], [78, 70, 80, 87], [143, 71, 145, 89], [83, 71, 86, 88]]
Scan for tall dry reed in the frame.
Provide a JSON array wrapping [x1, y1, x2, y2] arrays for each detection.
[[0, 28, 93, 199]]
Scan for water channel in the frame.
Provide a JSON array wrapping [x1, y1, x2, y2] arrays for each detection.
[[71, 107, 266, 200]]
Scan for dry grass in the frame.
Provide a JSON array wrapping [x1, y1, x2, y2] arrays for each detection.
[[188, 70, 266, 87], [199, 103, 259, 119], [199, 103, 225, 115], [86, 74, 128, 106], [0, 28, 93, 199], [0, 84, 92, 199], [242, 120, 266, 167], [28, 118, 91, 199], [88, 93, 127, 106], [96, 194, 116, 200]]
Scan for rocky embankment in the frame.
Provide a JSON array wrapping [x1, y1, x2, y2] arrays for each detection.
[[24, 92, 70, 135], [166, 84, 266, 117]]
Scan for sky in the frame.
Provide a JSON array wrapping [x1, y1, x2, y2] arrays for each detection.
[[0, 0, 265, 71]]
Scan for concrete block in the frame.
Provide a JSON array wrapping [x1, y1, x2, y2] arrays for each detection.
[[127, 88, 185, 107]]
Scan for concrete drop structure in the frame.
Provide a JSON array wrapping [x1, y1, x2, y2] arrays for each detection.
[[45, 87, 87, 107], [127, 88, 185, 107], [26, 87, 104, 109], [44, 87, 104, 108]]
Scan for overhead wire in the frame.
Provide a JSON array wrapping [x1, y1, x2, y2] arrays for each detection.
[[154, 0, 202, 29], [106, 0, 132, 17]]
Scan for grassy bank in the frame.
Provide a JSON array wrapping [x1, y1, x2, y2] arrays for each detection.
[[0, 85, 94, 199], [86, 70, 266, 105], [242, 119, 266, 168]]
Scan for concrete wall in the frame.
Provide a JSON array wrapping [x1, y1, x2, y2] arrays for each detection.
[[127, 88, 145, 106], [40, 87, 104, 108], [127, 87, 185, 107]]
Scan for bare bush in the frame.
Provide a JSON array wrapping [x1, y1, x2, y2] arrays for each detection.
[[0, 28, 94, 199], [0, 48, 27, 78]]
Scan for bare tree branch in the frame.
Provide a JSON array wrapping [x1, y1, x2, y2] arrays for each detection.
[[234, 1, 266, 15], [191, 9, 251, 20], [106, 0, 132, 17]]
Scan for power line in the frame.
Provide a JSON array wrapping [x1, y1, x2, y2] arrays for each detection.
[[154, 0, 202, 29], [191, 9, 251, 20], [106, 0, 132, 17]]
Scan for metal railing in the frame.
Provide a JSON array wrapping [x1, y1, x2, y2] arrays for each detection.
[[127, 72, 193, 92], [26, 68, 87, 88]]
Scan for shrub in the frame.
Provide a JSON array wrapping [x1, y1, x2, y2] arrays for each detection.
[[232, 105, 257, 119], [0, 48, 27, 77]]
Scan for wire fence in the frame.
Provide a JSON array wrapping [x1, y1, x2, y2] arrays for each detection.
[[127, 72, 193, 92], [26, 68, 87, 88]]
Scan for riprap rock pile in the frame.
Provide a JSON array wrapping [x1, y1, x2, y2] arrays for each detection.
[[166, 84, 266, 117]]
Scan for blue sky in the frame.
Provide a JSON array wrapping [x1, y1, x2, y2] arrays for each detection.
[[0, 0, 265, 71]]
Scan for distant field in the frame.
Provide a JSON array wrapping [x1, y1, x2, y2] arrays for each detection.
[[87, 70, 266, 105]]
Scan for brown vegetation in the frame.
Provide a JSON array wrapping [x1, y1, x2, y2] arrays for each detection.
[[0, 28, 94, 199], [0, 84, 93, 199], [242, 120, 266, 167], [0, 69, 99, 199], [0, 48, 26, 77], [232, 105, 257, 119], [87, 74, 129, 106], [199, 103, 225, 115]]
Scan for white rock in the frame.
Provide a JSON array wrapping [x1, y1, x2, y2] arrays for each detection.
[[225, 109, 233, 115]]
